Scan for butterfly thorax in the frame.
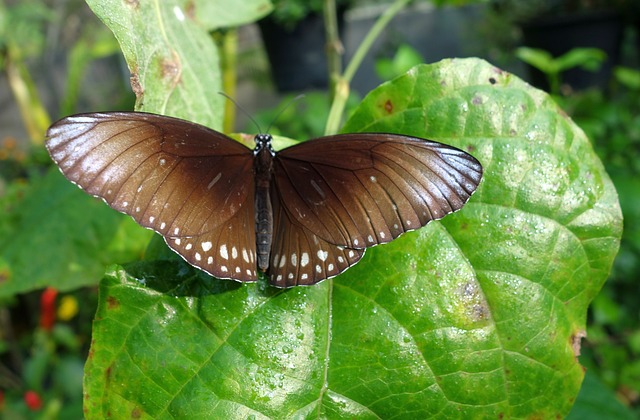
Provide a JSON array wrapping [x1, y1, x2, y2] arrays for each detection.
[[254, 134, 275, 271]]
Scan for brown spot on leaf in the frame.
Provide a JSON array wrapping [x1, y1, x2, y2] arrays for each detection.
[[384, 99, 393, 114], [160, 51, 182, 87], [124, 0, 139, 8], [489, 77, 497, 85], [130, 72, 144, 100], [571, 330, 586, 357], [184, 0, 196, 19], [106, 296, 119, 310], [0, 266, 10, 283], [131, 407, 143, 419]]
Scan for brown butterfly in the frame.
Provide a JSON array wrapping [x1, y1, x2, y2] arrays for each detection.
[[46, 112, 482, 287]]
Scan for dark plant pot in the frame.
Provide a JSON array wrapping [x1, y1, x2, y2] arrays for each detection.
[[521, 10, 624, 91], [259, 11, 344, 92]]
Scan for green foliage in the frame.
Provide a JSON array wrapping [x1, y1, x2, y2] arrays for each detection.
[[251, 91, 361, 140], [0, 0, 628, 417], [0, 0, 53, 66], [374, 44, 424, 81], [80, 52, 622, 416], [567, 371, 636, 419], [516, 46, 607, 95], [560, 66, 640, 410], [267, 0, 351, 29]]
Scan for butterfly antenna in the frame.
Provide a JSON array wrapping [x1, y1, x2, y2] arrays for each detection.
[[218, 91, 264, 133], [265, 94, 305, 134]]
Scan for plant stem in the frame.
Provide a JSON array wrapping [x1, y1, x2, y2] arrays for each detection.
[[5, 45, 51, 145], [323, 0, 343, 100], [216, 29, 238, 133], [324, 0, 411, 135]]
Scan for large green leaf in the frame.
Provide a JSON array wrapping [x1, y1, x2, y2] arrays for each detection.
[[0, 169, 152, 297], [84, 59, 622, 418], [85, 0, 224, 129]]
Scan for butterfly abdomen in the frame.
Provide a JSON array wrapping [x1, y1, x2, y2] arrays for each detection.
[[254, 144, 275, 271]]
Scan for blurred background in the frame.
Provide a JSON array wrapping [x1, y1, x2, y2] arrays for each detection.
[[1, 0, 639, 417]]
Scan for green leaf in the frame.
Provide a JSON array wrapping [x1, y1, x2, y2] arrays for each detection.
[[375, 44, 424, 81], [0, 169, 152, 297], [515, 47, 554, 74], [84, 59, 622, 417], [193, 0, 273, 28], [555, 48, 606, 73], [567, 371, 635, 420], [85, 0, 223, 129]]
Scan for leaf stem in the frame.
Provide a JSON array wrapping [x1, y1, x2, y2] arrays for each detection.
[[324, 0, 411, 135]]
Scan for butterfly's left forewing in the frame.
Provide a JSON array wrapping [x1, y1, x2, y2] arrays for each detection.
[[46, 112, 259, 282]]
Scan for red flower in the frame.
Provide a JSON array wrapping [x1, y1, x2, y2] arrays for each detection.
[[40, 288, 58, 331], [24, 390, 42, 410]]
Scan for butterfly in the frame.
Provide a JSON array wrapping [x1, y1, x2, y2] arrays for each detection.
[[45, 112, 483, 287]]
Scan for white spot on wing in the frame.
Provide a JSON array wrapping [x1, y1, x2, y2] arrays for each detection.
[[317, 250, 328, 261], [207, 172, 222, 189], [201, 241, 212, 251], [195, 252, 201, 261], [242, 248, 250, 263], [310, 180, 325, 198], [173, 238, 181, 245], [279, 255, 286, 268], [232, 246, 238, 259], [160, 222, 166, 230], [185, 243, 193, 250], [149, 216, 155, 223], [207, 256, 213, 264], [220, 244, 229, 260], [301, 252, 309, 267], [291, 253, 297, 266]]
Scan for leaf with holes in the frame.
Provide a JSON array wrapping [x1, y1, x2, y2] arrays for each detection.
[[84, 58, 622, 418], [85, 0, 223, 128]]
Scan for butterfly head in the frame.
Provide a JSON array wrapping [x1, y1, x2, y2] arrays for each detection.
[[254, 133, 275, 156]]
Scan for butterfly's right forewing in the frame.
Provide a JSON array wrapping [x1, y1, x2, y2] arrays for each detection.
[[274, 133, 483, 250]]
